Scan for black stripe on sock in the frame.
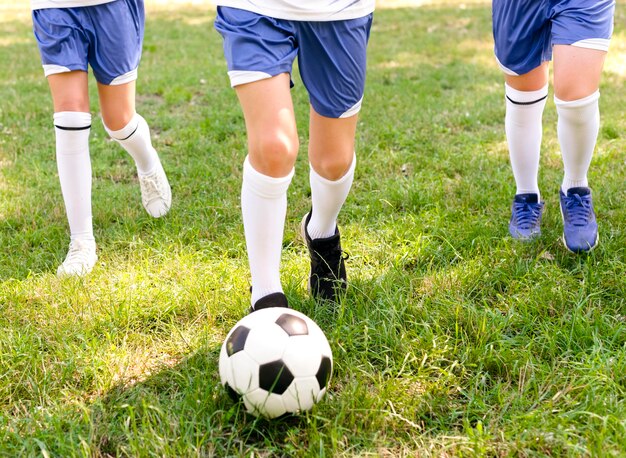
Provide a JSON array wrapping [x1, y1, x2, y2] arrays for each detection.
[[506, 94, 548, 106], [118, 123, 139, 141], [54, 124, 91, 131]]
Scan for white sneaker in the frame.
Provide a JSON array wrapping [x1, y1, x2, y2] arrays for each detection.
[[57, 240, 98, 277], [138, 161, 171, 218]]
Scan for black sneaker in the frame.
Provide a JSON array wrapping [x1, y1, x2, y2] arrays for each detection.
[[250, 291, 289, 314], [300, 212, 347, 302]]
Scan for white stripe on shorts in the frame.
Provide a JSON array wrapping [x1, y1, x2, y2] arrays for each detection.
[[228, 70, 273, 87], [340, 97, 363, 118], [571, 38, 611, 52], [110, 69, 138, 86], [43, 64, 72, 77]]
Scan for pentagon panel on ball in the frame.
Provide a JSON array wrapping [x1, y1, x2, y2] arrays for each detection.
[[218, 307, 333, 419]]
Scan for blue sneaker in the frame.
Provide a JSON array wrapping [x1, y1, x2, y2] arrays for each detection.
[[509, 193, 544, 240], [559, 187, 598, 253]]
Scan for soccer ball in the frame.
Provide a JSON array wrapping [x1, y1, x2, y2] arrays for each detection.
[[219, 307, 333, 419]]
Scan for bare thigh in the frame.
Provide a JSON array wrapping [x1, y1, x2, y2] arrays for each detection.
[[97, 80, 136, 130], [235, 73, 299, 177], [47, 71, 90, 112], [308, 108, 357, 180], [552, 45, 607, 100]]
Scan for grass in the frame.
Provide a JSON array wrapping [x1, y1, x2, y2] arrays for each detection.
[[1, 0, 626, 455]]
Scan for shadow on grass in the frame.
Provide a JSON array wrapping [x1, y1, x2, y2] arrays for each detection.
[[88, 330, 334, 456]]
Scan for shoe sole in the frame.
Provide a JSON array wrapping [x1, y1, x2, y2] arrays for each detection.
[[57, 257, 98, 278], [510, 229, 541, 241], [57, 268, 94, 278]]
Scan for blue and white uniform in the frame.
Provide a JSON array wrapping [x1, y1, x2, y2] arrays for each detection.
[[31, 0, 145, 85], [492, 0, 615, 76], [214, 0, 375, 118]]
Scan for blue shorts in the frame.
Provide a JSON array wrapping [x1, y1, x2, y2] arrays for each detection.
[[214, 7, 373, 118], [492, 0, 615, 76], [32, 0, 145, 85]]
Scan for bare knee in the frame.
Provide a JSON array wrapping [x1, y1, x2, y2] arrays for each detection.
[[553, 83, 598, 102], [101, 107, 135, 131], [310, 153, 354, 181], [53, 94, 89, 113], [249, 132, 299, 177], [48, 71, 90, 113]]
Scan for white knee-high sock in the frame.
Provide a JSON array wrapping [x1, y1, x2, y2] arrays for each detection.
[[555, 91, 600, 193], [54, 111, 94, 243], [505, 83, 548, 199], [242, 156, 294, 305], [306, 154, 356, 240], [104, 113, 159, 175]]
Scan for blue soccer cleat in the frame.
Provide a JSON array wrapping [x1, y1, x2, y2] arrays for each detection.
[[559, 187, 599, 253], [509, 193, 544, 240]]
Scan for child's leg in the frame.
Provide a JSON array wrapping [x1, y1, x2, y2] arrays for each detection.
[[549, 2, 612, 252], [235, 73, 299, 307], [214, 7, 303, 309], [307, 110, 357, 239], [504, 63, 549, 200], [295, 15, 371, 301], [47, 71, 98, 276], [552, 45, 607, 252], [503, 66, 549, 240], [554, 45, 606, 253], [300, 110, 355, 301], [553, 45, 606, 193], [98, 81, 171, 218], [492, 0, 552, 240]]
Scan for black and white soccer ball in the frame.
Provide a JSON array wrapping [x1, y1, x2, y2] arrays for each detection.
[[219, 308, 333, 419]]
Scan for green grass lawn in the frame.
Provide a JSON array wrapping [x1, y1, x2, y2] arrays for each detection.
[[2, 0, 626, 455]]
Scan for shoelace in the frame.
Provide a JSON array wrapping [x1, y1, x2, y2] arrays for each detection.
[[512, 202, 542, 229], [140, 173, 164, 202], [312, 245, 344, 264], [63, 243, 92, 267], [564, 194, 592, 227]]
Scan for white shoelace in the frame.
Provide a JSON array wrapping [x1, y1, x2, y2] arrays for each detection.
[[139, 169, 166, 203], [58, 240, 96, 276], [63, 244, 92, 266]]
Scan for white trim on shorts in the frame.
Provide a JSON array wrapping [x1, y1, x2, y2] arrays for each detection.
[[340, 97, 363, 118], [494, 54, 519, 76], [110, 69, 138, 85], [43, 64, 72, 77], [571, 38, 611, 52], [228, 70, 273, 87], [495, 38, 610, 77]]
